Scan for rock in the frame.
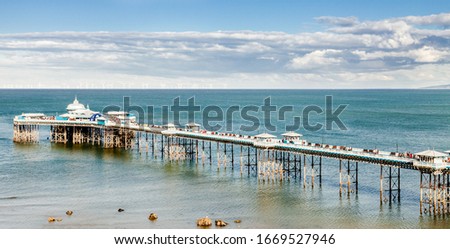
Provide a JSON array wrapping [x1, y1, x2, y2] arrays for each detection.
[[196, 217, 212, 227], [118, 208, 125, 212], [148, 213, 158, 221], [215, 219, 228, 227], [66, 210, 73, 216], [234, 219, 241, 223], [48, 217, 56, 222], [56, 218, 63, 222]]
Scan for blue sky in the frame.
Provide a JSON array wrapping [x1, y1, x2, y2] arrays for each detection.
[[2, 0, 449, 33], [1, 0, 450, 88]]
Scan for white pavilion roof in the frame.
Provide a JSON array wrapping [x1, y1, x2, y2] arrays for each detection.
[[415, 150, 448, 158], [281, 131, 303, 137], [255, 133, 277, 139], [66, 96, 86, 111]]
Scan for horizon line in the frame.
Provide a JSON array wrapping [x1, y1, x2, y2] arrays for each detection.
[[0, 87, 445, 90]]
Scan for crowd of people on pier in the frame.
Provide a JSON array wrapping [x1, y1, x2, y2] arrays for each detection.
[[177, 128, 450, 163]]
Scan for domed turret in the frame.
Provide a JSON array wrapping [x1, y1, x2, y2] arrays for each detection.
[[66, 96, 86, 113]]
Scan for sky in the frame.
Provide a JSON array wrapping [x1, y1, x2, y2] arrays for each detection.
[[1, 0, 450, 88]]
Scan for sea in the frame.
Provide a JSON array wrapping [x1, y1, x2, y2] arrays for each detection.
[[0, 89, 449, 229]]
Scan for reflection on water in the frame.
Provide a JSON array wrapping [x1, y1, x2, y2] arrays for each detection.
[[50, 143, 134, 162]]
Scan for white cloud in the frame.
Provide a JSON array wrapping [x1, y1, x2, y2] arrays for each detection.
[[400, 13, 450, 26], [409, 46, 449, 63], [288, 49, 343, 69], [327, 20, 417, 49], [1, 13, 450, 88], [353, 46, 449, 63]]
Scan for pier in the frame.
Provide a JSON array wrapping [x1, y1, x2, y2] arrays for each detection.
[[12, 98, 450, 216]]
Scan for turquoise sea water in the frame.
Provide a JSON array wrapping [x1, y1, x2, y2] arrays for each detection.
[[1, 89, 450, 228]]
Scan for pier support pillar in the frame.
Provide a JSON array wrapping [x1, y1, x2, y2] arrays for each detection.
[[145, 133, 158, 158], [257, 149, 284, 182], [150, 134, 155, 154], [380, 165, 401, 204], [91, 127, 103, 146], [140, 132, 153, 156], [216, 142, 234, 169], [280, 152, 301, 180], [120, 128, 135, 149], [160, 134, 164, 158], [339, 160, 358, 196], [303, 155, 322, 188], [136, 132, 148, 153], [184, 138, 196, 161], [13, 124, 40, 143], [72, 127, 83, 144], [50, 125, 68, 144], [164, 136, 186, 161], [420, 171, 450, 215], [195, 140, 199, 164], [243, 146, 258, 176], [199, 140, 212, 166], [103, 128, 116, 148]]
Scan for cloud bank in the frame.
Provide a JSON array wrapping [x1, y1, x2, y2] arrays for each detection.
[[1, 13, 450, 88]]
